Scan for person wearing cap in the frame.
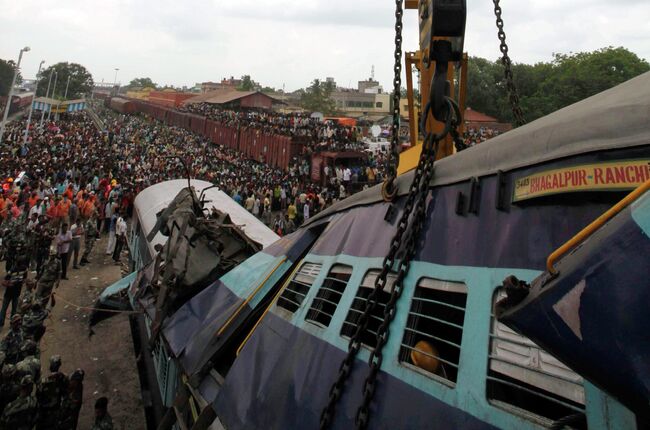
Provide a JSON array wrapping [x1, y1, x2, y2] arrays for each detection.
[[92, 396, 113, 430], [36, 355, 68, 430], [59, 368, 84, 430], [0, 374, 38, 429]]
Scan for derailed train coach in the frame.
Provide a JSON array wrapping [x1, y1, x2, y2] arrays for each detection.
[[99, 72, 650, 429]]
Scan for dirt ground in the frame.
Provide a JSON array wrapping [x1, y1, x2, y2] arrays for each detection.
[[1, 235, 147, 429]]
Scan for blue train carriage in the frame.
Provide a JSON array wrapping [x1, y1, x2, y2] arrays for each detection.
[[120, 179, 280, 425], [498, 178, 650, 427], [120, 72, 649, 429]]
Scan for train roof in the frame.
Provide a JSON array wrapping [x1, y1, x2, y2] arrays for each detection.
[[307, 71, 650, 226], [133, 179, 279, 251], [12, 92, 34, 99]]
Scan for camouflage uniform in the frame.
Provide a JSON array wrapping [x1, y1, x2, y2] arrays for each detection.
[[22, 304, 48, 342], [34, 224, 54, 277], [35, 254, 60, 304], [58, 369, 84, 430], [36, 358, 69, 430], [0, 321, 24, 364], [92, 413, 114, 430], [0, 376, 38, 430], [17, 280, 36, 313], [15, 341, 40, 381], [80, 218, 98, 265], [0, 364, 19, 415], [15, 356, 40, 382]]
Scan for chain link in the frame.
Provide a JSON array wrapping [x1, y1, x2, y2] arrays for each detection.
[[383, 0, 404, 199], [492, 0, 526, 127], [320, 96, 459, 429]]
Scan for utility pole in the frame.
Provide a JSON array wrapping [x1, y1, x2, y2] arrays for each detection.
[[64, 75, 71, 99], [23, 60, 45, 147], [40, 69, 55, 126], [0, 46, 30, 144], [114, 68, 119, 95], [47, 71, 58, 121]]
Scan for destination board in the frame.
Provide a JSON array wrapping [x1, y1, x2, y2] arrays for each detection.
[[513, 160, 650, 202]]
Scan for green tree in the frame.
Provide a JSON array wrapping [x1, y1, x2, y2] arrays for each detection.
[[36, 62, 94, 99], [466, 47, 649, 124], [0, 59, 22, 97], [300, 79, 336, 114], [261, 86, 276, 94], [466, 56, 503, 120], [126, 77, 157, 89], [534, 47, 649, 117], [238, 75, 256, 91]]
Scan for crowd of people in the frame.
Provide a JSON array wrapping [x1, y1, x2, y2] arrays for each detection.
[[0, 100, 390, 427], [94, 102, 384, 235], [0, 112, 126, 429], [463, 126, 502, 146], [180, 103, 367, 153]]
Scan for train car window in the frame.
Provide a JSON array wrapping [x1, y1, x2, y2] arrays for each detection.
[[277, 262, 322, 314], [487, 289, 586, 426], [340, 270, 396, 347], [398, 278, 467, 386], [305, 264, 352, 328]]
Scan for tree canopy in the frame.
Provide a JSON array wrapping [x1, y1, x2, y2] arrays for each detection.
[[126, 77, 157, 89], [36, 62, 94, 100], [300, 79, 336, 114], [0, 59, 22, 97], [237, 75, 260, 91], [466, 46, 649, 124]]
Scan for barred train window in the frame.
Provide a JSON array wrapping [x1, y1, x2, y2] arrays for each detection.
[[341, 270, 396, 347], [487, 289, 586, 426], [399, 278, 467, 385], [277, 262, 322, 313], [305, 265, 352, 327]]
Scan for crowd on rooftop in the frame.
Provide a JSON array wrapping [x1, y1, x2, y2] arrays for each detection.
[[463, 126, 502, 146], [94, 103, 384, 234], [180, 103, 367, 153]]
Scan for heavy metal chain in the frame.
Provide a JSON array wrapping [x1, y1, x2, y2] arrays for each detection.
[[320, 98, 459, 429], [384, 0, 404, 200], [493, 0, 526, 127]]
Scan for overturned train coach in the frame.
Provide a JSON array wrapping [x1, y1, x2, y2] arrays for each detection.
[[98, 72, 650, 429]]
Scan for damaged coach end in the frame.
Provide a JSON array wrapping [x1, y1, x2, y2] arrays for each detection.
[[91, 179, 279, 427]]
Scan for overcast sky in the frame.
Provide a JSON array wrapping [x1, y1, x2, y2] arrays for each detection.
[[1, 0, 648, 91]]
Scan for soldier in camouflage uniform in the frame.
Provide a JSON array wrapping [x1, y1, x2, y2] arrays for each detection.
[[2, 219, 23, 272], [34, 216, 54, 277], [36, 355, 69, 430], [35, 251, 61, 305], [17, 279, 36, 313], [0, 375, 38, 430], [22, 302, 48, 342], [10, 242, 30, 275], [15, 340, 40, 382], [0, 315, 24, 364], [0, 363, 19, 416], [80, 214, 98, 266], [58, 369, 84, 430], [92, 396, 114, 430]]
